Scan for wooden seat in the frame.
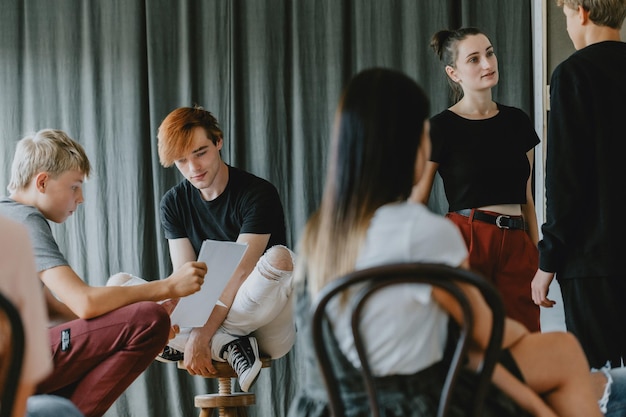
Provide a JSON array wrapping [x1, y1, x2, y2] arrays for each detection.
[[179, 357, 272, 417]]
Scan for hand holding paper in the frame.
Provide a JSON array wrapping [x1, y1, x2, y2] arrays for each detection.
[[170, 240, 248, 327]]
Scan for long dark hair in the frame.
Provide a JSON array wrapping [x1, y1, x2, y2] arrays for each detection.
[[297, 68, 430, 294]]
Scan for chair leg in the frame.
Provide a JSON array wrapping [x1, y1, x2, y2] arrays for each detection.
[[197, 407, 244, 417], [218, 377, 246, 417], [217, 406, 246, 417], [193, 363, 266, 417], [218, 377, 231, 417]]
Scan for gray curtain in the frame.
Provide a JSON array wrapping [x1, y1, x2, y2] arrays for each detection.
[[0, 1, 533, 416]]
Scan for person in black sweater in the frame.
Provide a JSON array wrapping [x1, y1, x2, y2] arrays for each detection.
[[412, 27, 541, 332], [531, 0, 626, 369]]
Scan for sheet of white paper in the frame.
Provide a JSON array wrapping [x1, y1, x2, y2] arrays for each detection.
[[170, 239, 248, 327]]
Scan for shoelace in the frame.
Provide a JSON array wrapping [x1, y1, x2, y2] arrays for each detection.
[[227, 344, 250, 375]]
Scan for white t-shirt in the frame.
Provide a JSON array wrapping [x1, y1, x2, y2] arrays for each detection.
[[0, 215, 52, 385], [329, 201, 468, 376]]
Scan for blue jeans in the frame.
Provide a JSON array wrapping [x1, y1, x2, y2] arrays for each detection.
[[27, 395, 84, 417], [607, 367, 626, 417]]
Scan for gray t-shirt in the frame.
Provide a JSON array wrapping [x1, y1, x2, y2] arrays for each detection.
[[0, 197, 68, 272]]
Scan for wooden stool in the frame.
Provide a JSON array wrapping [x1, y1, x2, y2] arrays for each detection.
[[179, 357, 271, 417]]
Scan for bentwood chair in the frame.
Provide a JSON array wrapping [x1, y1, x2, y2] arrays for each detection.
[[311, 262, 505, 417], [0, 292, 25, 417]]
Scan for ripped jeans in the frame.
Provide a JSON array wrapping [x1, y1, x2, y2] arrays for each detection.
[[108, 245, 296, 360], [598, 365, 626, 417]]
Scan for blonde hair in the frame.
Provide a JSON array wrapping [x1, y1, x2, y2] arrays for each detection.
[[7, 129, 91, 193], [557, 0, 626, 29]]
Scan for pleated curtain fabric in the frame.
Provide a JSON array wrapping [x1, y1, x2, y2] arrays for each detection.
[[0, 1, 533, 416]]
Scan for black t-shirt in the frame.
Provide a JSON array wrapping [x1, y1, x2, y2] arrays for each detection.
[[160, 165, 287, 256], [429, 103, 540, 212]]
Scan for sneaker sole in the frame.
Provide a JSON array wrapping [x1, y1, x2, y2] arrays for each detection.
[[154, 355, 179, 363], [239, 357, 262, 392]]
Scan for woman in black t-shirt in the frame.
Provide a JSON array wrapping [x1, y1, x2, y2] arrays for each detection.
[[411, 27, 541, 332]]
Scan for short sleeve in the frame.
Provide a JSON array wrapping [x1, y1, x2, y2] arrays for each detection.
[[238, 181, 285, 236], [160, 188, 188, 240], [22, 211, 68, 273], [429, 112, 448, 164]]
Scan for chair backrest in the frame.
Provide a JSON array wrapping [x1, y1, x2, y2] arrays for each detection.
[[311, 262, 505, 417], [0, 291, 25, 417]]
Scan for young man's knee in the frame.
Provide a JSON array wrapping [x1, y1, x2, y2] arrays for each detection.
[[106, 272, 146, 287], [258, 245, 294, 280], [133, 302, 170, 326], [131, 302, 171, 347], [265, 245, 294, 270], [106, 272, 133, 286]]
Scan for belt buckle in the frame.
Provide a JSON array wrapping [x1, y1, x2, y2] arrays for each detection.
[[495, 215, 511, 229]]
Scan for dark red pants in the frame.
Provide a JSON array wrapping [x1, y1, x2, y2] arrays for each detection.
[[37, 302, 170, 417], [447, 211, 540, 332]]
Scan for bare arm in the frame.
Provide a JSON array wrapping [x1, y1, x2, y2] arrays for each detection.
[[39, 261, 206, 320], [43, 284, 78, 326], [409, 161, 439, 204], [431, 260, 529, 352], [168, 237, 197, 271], [531, 269, 557, 308], [433, 262, 555, 416], [179, 233, 270, 376], [522, 149, 539, 245], [12, 382, 34, 417]]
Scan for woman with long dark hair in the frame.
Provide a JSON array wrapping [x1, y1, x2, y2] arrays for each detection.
[[288, 67, 602, 417]]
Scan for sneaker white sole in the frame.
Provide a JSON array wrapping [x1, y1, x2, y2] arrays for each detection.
[[238, 338, 262, 392], [154, 355, 178, 363], [239, 358, 262, 391]]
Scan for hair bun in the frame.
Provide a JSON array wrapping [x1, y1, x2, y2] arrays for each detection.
[[430, 30, 454, 60]]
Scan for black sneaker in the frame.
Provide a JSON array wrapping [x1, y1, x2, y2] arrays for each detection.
[[156, 346, 184, 363], [220, 336, 262, 392]]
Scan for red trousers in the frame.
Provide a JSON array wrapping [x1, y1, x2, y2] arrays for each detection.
[[37, 302, 170, 417], [447, 211, 541, 332]]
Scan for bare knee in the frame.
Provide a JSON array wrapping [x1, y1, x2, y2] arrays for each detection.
[[106, 272, 145, 287], [106, 272, 133, 286], [264, 245, 294, 271], [258, 245, 294, 280]]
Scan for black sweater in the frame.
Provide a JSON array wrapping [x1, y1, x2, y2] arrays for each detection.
[[539, 41, 626, 279]]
